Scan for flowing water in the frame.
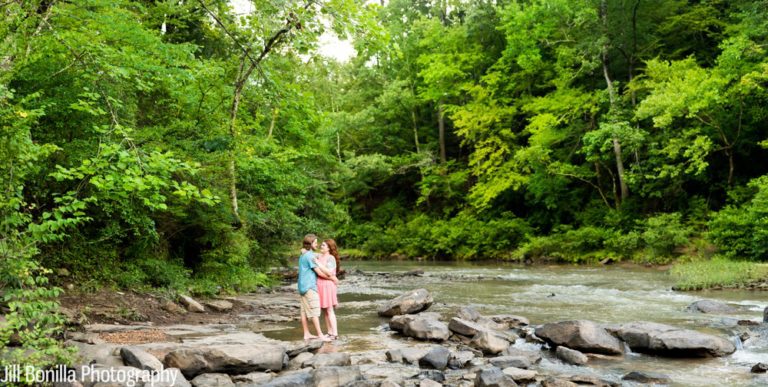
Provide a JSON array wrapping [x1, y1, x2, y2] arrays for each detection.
[[263, 261, 768, 386]]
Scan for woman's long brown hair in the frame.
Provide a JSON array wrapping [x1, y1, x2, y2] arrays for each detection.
[[324, 239, 340, 273]]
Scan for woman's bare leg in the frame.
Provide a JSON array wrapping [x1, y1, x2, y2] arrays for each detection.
[[327, 306, 338, 337]]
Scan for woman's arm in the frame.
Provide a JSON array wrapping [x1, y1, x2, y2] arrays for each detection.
[[313, 256, 338, 284]]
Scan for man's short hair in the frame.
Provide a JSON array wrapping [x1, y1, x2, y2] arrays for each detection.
[[303, 234, 317, 249]]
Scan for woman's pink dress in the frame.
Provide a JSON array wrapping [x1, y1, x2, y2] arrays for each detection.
[[316, 254, 338, 308]]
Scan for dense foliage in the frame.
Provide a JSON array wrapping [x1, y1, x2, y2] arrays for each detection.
[[2, 0, 768, 368]]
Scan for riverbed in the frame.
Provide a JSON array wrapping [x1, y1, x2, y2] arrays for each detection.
[[265, 261, 768, 386]]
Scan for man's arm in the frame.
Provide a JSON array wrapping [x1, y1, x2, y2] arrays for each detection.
[[313, 267, 338, 284]]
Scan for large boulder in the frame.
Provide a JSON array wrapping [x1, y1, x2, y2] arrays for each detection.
[[448, 317, 487, 337], [164, 344, 286, 379], [419, 346, 450, 370], [179, 295, 205, 313], [608, 321, 736, 357], [389, 312, 441, 332], [685, 300, 739, 314], [303, 352, 351, 368], [535, 320, 623, 355], [378, 289, 434, 317], [402, 317, 450, 342]]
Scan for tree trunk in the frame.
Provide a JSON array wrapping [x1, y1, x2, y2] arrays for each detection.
[[438, 101, 446, 164], [267, 107, 278, 139], [601, 0, 629, 204], [412, 109, 420, 153]]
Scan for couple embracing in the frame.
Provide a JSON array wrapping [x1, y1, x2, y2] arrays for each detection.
[[297, 233, 340, 341]]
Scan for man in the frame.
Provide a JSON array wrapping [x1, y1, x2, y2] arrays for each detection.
[[297, 233, 337, 341]]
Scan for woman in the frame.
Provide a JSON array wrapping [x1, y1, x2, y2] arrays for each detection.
[[315, 239, 340, 339]]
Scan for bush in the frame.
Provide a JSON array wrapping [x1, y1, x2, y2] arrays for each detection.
[[708, 176, 768, 260], [640, 212, 691, 263]]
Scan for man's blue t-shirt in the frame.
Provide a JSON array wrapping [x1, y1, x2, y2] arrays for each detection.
[[297, 251, 318, 295]]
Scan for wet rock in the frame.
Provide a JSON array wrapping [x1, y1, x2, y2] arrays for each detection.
[[203, 300, 233, 312], [164, 344, 286, 379], [406, 269, 425, 276], [179, 295, 205, 313], [751, 363, 768, 373], [448, 350, 475, 369], [488, 315, 529, 328], [541, 377, 578, 387], [261, 369, 312, 387], [474, 367, 517, 387], [568, 375, 619, 387], [501, 367, 537, 383], [120, 347, 163, 371], [608, 321, 736, 357], [190, 373, 235, 387], [389, 312, 442, 332], [555, 346, 588, 366], [231, 371, 274, 385], [535, 320, 623, 355], [313, 366, 362, 387], [471, 330, 510, 355], [685, 300, 739, 314], [378, 289, 434, 317], [738, 320, 760, 326], [764, 306, 768, 323], [489, 356, 534, 370], [621, 371, 672, 384], [419, 346, 450, 370], [303, 352, 351, 368]]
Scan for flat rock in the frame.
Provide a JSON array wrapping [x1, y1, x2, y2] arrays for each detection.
[[378, 289, 434, 317], [261, 369, 312, 387], [231, 371, 275, 384], [475, 367, 517, 387], [501, 348, 542, 365], [608, 321, 736, 357], [203, 300, 234, 312], [419, 346, 450, 370], [555, 346, 588, 366], [403, 317, 450, 341], [685, 300, 739, 314], [389, 312, 441, 332], [542, 377, 578, 387], [386, 348, 430, 365], [448, 350, 475, 369], [313, 366, 362, 387], [536, 320, 623, 355], [303, 352, 351, 368], [489, 356, 534, 369], [488, 315, 530, 328], [622, 371, 672, 384], [448, 318, 487, 337], [164, 344, 286, 379], [285, 339, 324, 357], [288, 352, 313, 370], [190, 373, 235, 387]]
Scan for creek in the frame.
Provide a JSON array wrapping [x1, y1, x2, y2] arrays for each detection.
[[264, 260, 768, 386]]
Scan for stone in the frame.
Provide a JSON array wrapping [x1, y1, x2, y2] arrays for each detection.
[[568, 375, 619, 387], [378, 289, 434, 317], [541, 377, 578, 387], [418, 369, 445, 382], [487, 315, 530, 328], [179, 295, 205, 313], [608, 321, 736, 357], [447, 350, 475, 369], [260, 369, 312, 387], [69, 342, 124, 367], [555, 346, 588, 366], [751, 363, 768, 373], [288, 352, 313, 370], [535, 320, 623, 355], [285, 339, 323, 357], [203, 300, 233, 312], [303, 352, 351, 368], [471, 330, 510, 355], [501, 367, 537, 383], [152, 367, 191, 387], [764, 306, 768, 323], [419, 346, 450, 370], [685, 300, 739, 314], [404, 317, 451, 341], [621, 371, 672, 384], [161, 301, 186, 314], [313, 366, 362, 387], [448, 318, 487, 337], [231, 372, 274, 384], [190, 373, 235, 387], [419, 379, 442, 387], [120, 347, 163, 371], [456, 306, 481, 321], [501, 348, 542, 366], [164, 344, 286, 379], [489, 356, 533, 370], [387, 348, 430, 365], [390, 313, 441, 332], [474, 367, 517, 387]]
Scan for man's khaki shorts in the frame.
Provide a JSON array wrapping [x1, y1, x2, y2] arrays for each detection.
[[300, 289, 321, 318]]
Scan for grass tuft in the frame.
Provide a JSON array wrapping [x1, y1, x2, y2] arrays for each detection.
[[671, 256, 768, 290]]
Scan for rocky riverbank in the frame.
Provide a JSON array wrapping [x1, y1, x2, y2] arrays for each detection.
[[53, 268, 768, 387]]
